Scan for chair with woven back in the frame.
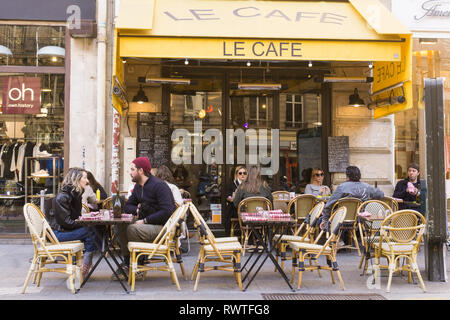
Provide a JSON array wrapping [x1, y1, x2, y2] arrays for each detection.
[[102, 196, 114, 210], [373, 210, 427, 292], [187, 201, 239, 280], [81, 203, 90, 214], [272, 191, 290, 212], [273, 201, 325, 270], [127, 204, 190, 291], [356, 200, 393, 274], [289, 206, 347, 290], [287, 194, 317, 231], [22, 203, 85, 294], [188, 201, 243, 291], [381, 196, 399, 212], [330, 197, 363, 255], [237, 196, 273, 255]]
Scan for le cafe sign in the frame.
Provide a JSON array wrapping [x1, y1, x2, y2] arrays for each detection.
[[1, 77, 41, 114]]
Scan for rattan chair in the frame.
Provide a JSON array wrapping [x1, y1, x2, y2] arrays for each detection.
[[189, 202, 243, 291], [188, 202, 239, 280], [288, 194, 317, 228], [102, 196, 113, 210], [331, 197, 363, 255], [127, 204, 189, 292], [237, 196, 273, 255], [356, 200, 393, 274], [272, 191, 290, 212], [22, 203, 84, 294], [81, 203, 90, 213], [373, 210, 427, 293], [274, 201, 325, 270], [289, 206, 347, 290], [381, 196, 399, 212]]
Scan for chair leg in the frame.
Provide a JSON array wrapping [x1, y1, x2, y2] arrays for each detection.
[[36, 257, 45, 287], [130, 251, 136, 292], [297, 251, 304, 290], [67, 256, 75, 294], [22, 257, 38, 294], [168, 257, 181, 291], [191, 253, 201, 281], [411, 257, 426, 292], [234, 254, 243, 291], [193, 250, 204, 291], [352, 229, 361, 256], [291, 252, 297, 284], [326, 258, 335, 284], [386, 260, 395, 293]]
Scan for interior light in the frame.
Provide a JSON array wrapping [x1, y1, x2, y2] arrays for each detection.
[[132, 85, 148, 104], [348, 88, 365, 107], [184, 58, 189, 65], [308, 61, 312, 68], [199, 109, 206, 119], [369, 62, 373, 69], [246, 61, 251, 67]]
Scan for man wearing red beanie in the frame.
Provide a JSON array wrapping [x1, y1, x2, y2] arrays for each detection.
[[115, 157, 176, 276]]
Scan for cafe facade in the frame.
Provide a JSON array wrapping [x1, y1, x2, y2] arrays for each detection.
[[112, 0, 413, 224]]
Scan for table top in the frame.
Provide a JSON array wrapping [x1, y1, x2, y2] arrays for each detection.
[[76, 218, 134, 225], [358, 215, 386, 223], [239, 213, 296, 225]]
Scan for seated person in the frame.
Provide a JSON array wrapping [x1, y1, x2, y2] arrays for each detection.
[[154, 165, 183, 206], [50, 167, 98, 279], [320, 166, 384, 230], [116, 157, 176, 276], [233, 165, 273, 208], [82, 171, 108, 210], [304, 168, 331, 197], [393, 162, 426, 214]]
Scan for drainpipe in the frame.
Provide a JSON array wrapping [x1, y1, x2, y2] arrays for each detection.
[[96, 0, 107, 185]]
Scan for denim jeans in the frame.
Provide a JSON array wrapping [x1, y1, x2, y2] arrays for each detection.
[[54, 227, 99, 253]]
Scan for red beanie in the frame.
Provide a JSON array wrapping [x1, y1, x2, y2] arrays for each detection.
[[132, 157, 152, 174]]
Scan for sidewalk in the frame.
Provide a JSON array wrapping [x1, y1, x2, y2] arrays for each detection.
[[0, 240, 449, 300]]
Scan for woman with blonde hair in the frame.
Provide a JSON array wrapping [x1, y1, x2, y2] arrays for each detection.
[[304, 168, 331, 196], [223, 165, 247, 236], [49, 167, 98, 279], [233, 165, 273, 208]]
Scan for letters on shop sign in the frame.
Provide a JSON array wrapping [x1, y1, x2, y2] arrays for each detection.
[[375, 61, 406, 84], [222, 41, 302, 58], [163, 7, 347, 25]]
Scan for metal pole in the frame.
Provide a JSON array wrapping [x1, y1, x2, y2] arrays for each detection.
[[424, 77, 448, 282]]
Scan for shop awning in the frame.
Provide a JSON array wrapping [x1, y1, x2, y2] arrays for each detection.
[[113, 0, 412, 117]]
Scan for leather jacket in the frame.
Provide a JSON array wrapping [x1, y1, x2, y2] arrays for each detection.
[[49, 184, 83, 232]]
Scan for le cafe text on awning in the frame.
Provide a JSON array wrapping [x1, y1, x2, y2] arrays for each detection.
[[113, 0, 413, 119]]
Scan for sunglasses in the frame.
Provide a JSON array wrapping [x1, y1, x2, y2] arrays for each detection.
[[238, 172, 248, 176], [315, 173, 324, 177]]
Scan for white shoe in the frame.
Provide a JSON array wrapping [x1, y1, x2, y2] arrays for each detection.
[[338, 239, 345, 248]]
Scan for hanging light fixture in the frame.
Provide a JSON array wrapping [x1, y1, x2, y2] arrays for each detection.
[[37, 46, 65, 60], [348, 88, 365, 107], [132, 85, 149, 104], [0, 45, 12, 57]]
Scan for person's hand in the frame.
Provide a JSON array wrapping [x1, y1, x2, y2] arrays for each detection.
[[320, 221, 327, 230], [135, 219, 145, 225]]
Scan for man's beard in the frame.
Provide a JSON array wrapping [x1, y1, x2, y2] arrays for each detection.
[[131, 175, 139, 183]]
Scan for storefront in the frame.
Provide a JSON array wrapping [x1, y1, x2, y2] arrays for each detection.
[[0, 0, 97, 235], [113, 0, 412, 226]]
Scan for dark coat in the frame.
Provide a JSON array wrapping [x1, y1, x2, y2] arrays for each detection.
[[50, 184, 83, 232], [393, 178, 426, 214], [124, 175, 176, 225]]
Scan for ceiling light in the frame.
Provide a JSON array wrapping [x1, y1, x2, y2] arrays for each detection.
[[261, 104, 266, 109], [246, 61, 251, 67], [419, 38, 437, 45], [198, 109, 206, 119], [41, 88, 52, 93], [132, 85, 148, 104], [184, 58, 189, 65], [369, 62, 373, 69], [36, 46, 65, 59], [140, 77, 191, 85], [236, 83, 283, 90], [320, 76, 373, 83], [0, 45, 12, 57], [348, 88, 365, 107], [308, 61, 312, 68]]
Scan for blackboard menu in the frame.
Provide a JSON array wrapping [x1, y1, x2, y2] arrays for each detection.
[[137, 112, 170, 167], [328, 136, 349, 173]]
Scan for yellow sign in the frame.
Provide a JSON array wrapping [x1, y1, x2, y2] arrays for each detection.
[[373, 81, 413, 119], [112, 29, 124, 115], [119, 37, 402, 62]]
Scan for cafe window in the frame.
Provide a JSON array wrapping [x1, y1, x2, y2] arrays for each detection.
[[285, 94, 303, 127]]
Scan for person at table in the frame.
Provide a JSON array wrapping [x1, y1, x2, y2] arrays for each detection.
[[305, 168, 331, 197], [50, 167, 99, 280], [116, 157, 176, 275], [319, 166, 384, 230], [154, 165, 183, 207], [82, 171, 108, 210], [393, 162, 426, 214], [223, 165, 247, 236], [233, 165, 273, 208]]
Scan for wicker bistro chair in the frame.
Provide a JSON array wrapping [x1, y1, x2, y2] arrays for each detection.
[[188, 202, 239, 280], [237, 196, 273, 255], [289, 207, 347, 290], [127, 204, 189, 292], [81, 203, 90, 214], [273, 202, 325, 270], [22, 203, 84, 294], [381, 196, 399, 212], [189, 202, 243, 291], [330, 197, 363, 255], [272, 191, 290, 212], [357, 200, 393, 274], [288, 194, 317, 228], [102, 196, 113, 210], [373, 210, 427, 293]]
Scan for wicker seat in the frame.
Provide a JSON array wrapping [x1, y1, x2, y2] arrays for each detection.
[[22, 203, 84, 294], [289, 207, 347, 290], [127, 204, 189, 291], [274, 201, 324, 270], [272, 191, 290, 212], [331, 197, 363, 255], [373, 210, 427, 293], [237, 196, 273, 255], [188, 202, 243, 291], [357, 200, 393, 274], [381, 196, 399, 212]]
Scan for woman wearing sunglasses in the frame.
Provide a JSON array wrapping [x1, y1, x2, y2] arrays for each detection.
[[305, 168, 331, 197], [233, 165, 273, 208], [223, 166, 248, 236]]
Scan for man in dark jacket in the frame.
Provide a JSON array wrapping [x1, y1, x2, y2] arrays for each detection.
[[116, 157, 176, 269], [393, 162, 426, 214]]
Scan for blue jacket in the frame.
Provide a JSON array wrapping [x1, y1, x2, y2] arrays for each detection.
[[124, 175, 176, 225]]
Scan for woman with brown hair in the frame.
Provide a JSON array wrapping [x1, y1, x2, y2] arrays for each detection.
[[233, 165, 273, 208], [305, 168, 331, 196]]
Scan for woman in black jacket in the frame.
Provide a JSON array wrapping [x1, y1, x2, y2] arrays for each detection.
[[51, 167, 98, 279], [223, 165, 247, 236]]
